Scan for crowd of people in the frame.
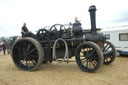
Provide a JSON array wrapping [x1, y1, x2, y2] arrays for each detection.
[[0, 38, 16, 55]]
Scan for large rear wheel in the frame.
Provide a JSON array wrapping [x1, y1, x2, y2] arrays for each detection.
[[11, 37, 44, 71]]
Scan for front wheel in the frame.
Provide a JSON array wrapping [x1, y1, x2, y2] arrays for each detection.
[[75, 42, 104, 73]]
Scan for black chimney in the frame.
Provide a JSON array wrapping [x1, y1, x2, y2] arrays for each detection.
[[89, 5, 97, 34]]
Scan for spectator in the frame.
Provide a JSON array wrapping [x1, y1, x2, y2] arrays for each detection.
[[6, 40, 11, 54], [2, 40, 6, 55]]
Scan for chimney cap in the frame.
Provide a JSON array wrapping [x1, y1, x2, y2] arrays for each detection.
[[89, 5, 97, 11]]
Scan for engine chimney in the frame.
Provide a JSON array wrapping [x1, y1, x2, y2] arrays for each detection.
[[89, 5, 97, 34]]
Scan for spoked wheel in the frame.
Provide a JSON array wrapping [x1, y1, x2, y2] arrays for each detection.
[[50, 24, 66, 32], [37, 29, 49, 41], [75, 42, 104, 73], [11, 37, 44, 71], [103, 41, 116, 65], [50, 24, 66, 38]]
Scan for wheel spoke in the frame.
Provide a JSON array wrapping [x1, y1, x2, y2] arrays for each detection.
[[90, 56, 98, 60], [88, 60, 90, 69], [81, 49, 85, 52], [31, 59, 37, 65], [104, 51, 113, 58], [93, 60, 97, 65], [105, 58, 109, 62], [28, 48, 37, 54], [81, 59, 87, 64], [27, 44, 31, 51], [103, 44, 108, 51], [81, 57, 86, 60], [88, 49, 96, 57], [104, 45, 111, 52], [86, 59, 89, 68], [91, 61, 96, 68]]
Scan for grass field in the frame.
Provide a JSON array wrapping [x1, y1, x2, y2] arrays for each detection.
[[0, 51, 128, 85]]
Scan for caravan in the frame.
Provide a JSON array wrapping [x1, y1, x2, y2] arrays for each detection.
[[102, 26, 128, 56]]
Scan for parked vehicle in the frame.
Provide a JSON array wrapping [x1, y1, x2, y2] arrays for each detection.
[[102, 26, 128, 56]]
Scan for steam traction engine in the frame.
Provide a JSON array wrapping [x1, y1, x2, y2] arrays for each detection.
[[11, 5, 116, 73]]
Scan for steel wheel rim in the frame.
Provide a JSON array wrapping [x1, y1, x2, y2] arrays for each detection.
[[77, 45, 100, 71], [12, 40, 39, 70]]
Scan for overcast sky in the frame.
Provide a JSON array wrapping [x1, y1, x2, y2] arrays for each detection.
[[0, 0, 128, 37]]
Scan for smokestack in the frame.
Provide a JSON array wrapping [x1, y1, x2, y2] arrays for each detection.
[[89, 5, 97, 34]]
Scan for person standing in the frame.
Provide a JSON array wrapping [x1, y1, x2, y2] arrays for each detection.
[[72, 17, 82, 35], [2, 40, 6, 55], [21, 23, 29, 37], [73, 17, 82, 28], [6, 40, 11, 54]]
